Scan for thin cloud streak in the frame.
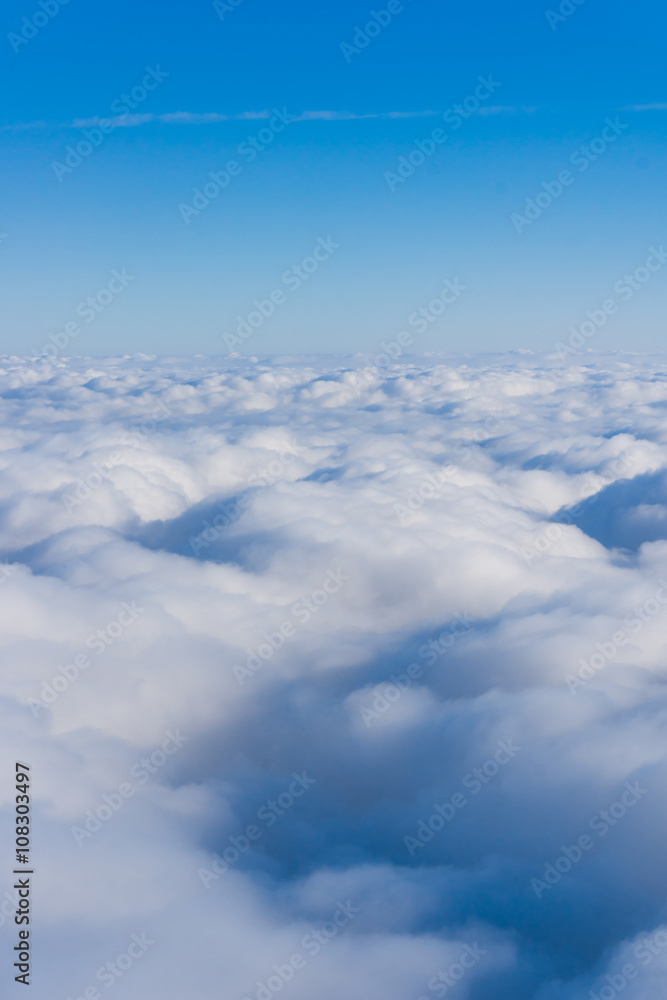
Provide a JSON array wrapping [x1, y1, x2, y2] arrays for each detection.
[[2, 103, 662, 133], [0, 106, 535, 132], [621, 103, 667, 111]]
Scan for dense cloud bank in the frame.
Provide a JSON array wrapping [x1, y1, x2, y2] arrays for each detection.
[[2, 353, 667, 999]]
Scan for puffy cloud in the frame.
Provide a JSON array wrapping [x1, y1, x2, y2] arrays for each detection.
[[2, 354, 667, 998]]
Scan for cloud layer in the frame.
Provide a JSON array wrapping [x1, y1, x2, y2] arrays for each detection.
[[2, 353, 667, 999]]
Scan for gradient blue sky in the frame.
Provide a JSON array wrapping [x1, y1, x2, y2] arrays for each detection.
[[1, 0, 665, 356]]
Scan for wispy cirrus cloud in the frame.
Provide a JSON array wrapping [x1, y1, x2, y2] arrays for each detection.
[[477, 104, 537, 115], [0, 106, 533, 132], [2, 103, 662, 133], [620, 102, 667, 111]]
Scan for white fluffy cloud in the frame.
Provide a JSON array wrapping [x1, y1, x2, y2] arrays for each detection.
[[2, 353, 667, 999]]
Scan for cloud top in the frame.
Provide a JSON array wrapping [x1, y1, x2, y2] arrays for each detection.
[[2, 353, 667, 999]]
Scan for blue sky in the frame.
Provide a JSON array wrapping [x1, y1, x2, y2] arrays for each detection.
[[1, 0, 665, 356]]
